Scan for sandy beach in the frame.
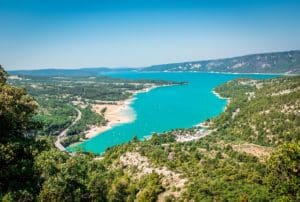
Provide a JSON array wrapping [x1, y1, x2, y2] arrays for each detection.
[[85, 99, 135, 138], [84, 85, 160, 139]]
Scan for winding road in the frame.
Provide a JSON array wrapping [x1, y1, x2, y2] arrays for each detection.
[[54, 108, 82, 152]]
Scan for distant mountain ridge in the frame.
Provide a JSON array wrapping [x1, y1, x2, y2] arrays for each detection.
[[141, 50, 300, 74], [9, 50, 300, 76]]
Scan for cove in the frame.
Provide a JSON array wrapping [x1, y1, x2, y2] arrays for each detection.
[[69, 72, 277, 154]]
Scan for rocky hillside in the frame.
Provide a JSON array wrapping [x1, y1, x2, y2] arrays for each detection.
[[141, 50, 300, 74]]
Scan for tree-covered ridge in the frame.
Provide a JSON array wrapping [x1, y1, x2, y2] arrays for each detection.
[[213, 76, 300, 146], [8, 75, 175, 102], [142, 50, 300, 74], [1, 63, 299, 201]]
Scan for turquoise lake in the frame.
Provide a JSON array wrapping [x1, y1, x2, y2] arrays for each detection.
[[69, 72, 276, 154]]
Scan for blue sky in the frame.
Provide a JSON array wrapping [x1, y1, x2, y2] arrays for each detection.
[[1, 0, 300, 70]]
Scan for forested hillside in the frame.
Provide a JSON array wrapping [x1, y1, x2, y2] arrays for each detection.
[[1, 65, 299, 201], [142, 50, 300, 74]]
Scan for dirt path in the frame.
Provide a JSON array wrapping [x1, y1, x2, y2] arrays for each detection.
[[54, 108, 81, 152]]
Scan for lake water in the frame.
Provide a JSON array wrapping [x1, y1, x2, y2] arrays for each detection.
[[68, 72, 276, 154]]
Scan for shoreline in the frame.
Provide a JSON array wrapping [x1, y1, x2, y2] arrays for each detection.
[[179, 89, 231, 142], [176, 89, 231, 142], [211, 89, 230, 101], [83, 84, 171, 140], [211, 89, 231, 111], [74, 84, 232, 146], [85, 98, 136, 139], [194, 89, 230, 128], [70, 83, 231, 147]]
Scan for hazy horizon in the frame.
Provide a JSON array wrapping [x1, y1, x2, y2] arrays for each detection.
[[7, 49, 300, 71], [1, 0, 300, 70]]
